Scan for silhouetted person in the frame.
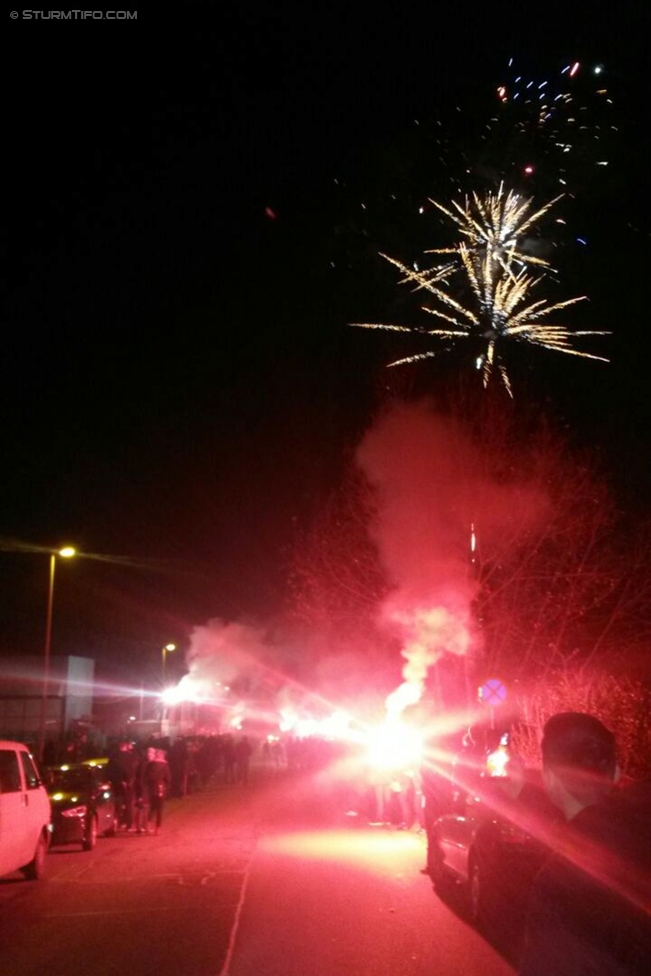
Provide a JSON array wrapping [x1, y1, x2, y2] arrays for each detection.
[[222, 735, 236, 783], [120, 741, 140, 830], [42, 738, 57, 767], [144, 747, 171, 835], [134, 751, 150, 833], [169, 738, 189, 797], [235, 735, 252, 785], [450, 726, 487, 812], [107, 741, 139, 830], [520, 712, 651, 976], [271, 738, 284, 768], [195, 737, 219, 789]]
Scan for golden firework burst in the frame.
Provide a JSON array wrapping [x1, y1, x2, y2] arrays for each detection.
[[351, 187, 608, 395]]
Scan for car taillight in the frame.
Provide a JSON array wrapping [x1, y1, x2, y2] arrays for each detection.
[[61, 805, 87, 818]]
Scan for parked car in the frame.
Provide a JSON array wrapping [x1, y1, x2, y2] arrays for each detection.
[[47, 762, 118, 851], [0, 740, 51, 880], [429, 770, 559, 929]]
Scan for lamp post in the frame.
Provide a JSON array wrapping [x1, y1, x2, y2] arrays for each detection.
[[161, 643, 176, 682], [38, 546, 76, 761]]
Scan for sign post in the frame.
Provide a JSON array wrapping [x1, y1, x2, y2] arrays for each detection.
[[478, 678, 508, 729]]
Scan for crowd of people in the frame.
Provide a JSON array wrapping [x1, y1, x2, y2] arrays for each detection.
[[103, 732, 255, 835], [104, 741, 170, 835], [40, 709, 651, 972]]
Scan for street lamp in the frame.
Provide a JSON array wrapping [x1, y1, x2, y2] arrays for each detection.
[[161, 643, 176, 681], [38, 546, 76, 761]]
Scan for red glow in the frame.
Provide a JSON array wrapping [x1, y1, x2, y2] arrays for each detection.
[[261, 828, 422, 868]]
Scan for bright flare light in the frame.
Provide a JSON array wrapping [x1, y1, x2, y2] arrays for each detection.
[[161, 685, 185, 706], [295, 718, 319, 738], [486, 746, 510, 777], [279, 709, 353, 740], [279, 708, 296, 733], [366, 720, 422, 772]]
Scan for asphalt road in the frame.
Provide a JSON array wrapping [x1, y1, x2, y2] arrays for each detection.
[[0, 765, 516, 976]]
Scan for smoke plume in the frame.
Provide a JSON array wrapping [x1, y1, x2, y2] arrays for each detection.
[[356, 399, 547, 709], [175, 618, 273, 704]]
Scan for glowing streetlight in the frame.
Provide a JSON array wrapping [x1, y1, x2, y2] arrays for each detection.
[[38, 546, 76, 760], [161, 642, 176, 680]]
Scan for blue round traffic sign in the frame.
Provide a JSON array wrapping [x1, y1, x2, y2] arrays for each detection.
[[479, 678, 507, 706]]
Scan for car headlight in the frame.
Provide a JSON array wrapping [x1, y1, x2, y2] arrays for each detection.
[[61, 805, 88, 818]]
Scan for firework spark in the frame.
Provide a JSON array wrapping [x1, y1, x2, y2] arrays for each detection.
[[351, 189, 609, 395], [484, 57, 617, 200], [426, 183, 561, 274]]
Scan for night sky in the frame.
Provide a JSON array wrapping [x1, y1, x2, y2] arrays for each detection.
[[3, 8, 650, 687]]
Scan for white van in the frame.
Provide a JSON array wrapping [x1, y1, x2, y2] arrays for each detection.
[[0, 741, 51, 880]]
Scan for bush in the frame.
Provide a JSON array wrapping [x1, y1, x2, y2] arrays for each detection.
[[511, 669, 651, 780]]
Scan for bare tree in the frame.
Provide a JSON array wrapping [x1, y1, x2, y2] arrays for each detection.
[[286, 457, 392, 661], [512, 668, 651, 779], [472, 417, 651, 685]]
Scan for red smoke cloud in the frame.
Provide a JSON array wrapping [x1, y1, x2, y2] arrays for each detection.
[[357, 400, 548, 706]]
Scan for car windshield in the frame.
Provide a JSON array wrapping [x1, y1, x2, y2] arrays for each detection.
[[50, 768, 91, 791]]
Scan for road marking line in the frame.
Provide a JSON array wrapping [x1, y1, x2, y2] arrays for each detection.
[[217, 847, 255, 976]]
